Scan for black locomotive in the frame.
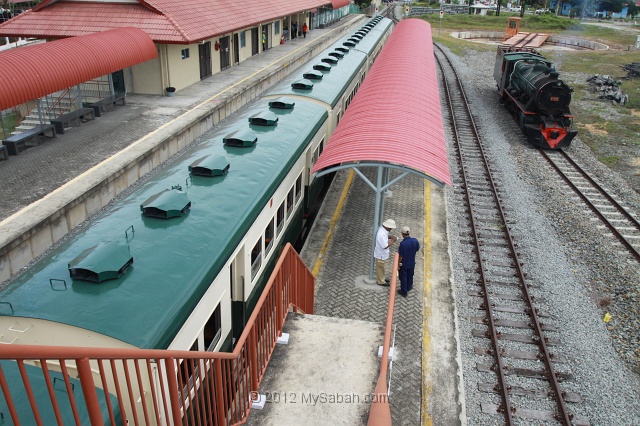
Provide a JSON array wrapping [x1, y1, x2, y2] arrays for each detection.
[[494, 46, 577, 149]]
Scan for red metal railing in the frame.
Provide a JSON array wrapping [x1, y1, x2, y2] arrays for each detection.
[[0, 243, 314, 425], [367, 253, 398, 426]]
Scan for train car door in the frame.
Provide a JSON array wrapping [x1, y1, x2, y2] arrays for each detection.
[[219, 36, 231, 70], [199, 42, 212, 80], [233, 33, 240, 65], [251, 28, 259, 56]]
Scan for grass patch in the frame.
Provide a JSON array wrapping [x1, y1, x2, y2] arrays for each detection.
[[599, 155, 620, 166], [0, 112, 18, 139]]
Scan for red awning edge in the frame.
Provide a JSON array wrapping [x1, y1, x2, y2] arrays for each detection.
[[0, 27, 157, 111]]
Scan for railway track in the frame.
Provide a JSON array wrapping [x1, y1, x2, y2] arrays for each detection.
[[433, 42, 589, 425], [540, 149, 640, 263]]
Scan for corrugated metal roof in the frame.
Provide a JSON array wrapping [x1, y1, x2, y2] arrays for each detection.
[[311, 19, 451, 187], [0, 27, 157, 111], [0, 0, 340, 43]]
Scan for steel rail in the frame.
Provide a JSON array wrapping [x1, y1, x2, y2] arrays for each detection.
[[541, 149, 640, 263], [434, 42, 574, 425]]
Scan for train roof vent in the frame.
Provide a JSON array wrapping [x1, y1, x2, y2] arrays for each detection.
[[365, 23, 375, 29], [189, 155, 230, 177], [328, 51, 344, 59], [140, 187, 191, 219], [355, 31, 366, 37], [269, 97, 296, 109], [224, 129, 257, 147], [68, 241, 133, 283], [303, 70, 323, 80], [336, 46, 349, 53], [292, 79, 314, 90], [344, 40, 357, 47], [249, 111, 278, 126], [321, 56, 339, 65], [313, 62, 332, 71]]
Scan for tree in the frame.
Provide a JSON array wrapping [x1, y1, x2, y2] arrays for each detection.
[[627, 2, 639, 18]]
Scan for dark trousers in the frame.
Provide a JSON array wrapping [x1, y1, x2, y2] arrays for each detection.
[[399, 268, 414, 294]]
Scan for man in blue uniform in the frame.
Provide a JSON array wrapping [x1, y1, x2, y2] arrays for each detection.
[[397, 225, 420, 297]]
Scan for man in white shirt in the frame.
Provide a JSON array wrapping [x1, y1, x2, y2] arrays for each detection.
[[374, 219, 397, 286]]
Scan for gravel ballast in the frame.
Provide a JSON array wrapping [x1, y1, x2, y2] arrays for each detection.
[[439, 44, 640, 425]]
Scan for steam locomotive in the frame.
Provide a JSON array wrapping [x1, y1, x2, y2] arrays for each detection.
[[494, 46, 577, 149]]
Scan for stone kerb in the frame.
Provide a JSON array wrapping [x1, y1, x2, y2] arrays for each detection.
[[0, 18, 364, 282]]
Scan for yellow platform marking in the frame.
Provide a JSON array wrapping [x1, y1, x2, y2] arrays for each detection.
[[0, 27, 346, 227], [422, 180, 433, 425], [312, 170, 355, 278]]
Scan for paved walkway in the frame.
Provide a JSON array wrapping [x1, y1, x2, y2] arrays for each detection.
[[301, 169, 461, 425]]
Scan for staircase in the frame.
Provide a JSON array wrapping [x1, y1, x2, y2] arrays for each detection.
[[12, 90, 77, 135]]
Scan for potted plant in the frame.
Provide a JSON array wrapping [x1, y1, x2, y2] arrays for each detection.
[[165, 87, 176, 97]]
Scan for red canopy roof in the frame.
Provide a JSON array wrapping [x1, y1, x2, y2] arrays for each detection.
[[312, 19, 451, 187], [0, 27, 157, 111], [0, 0, 341, 43]]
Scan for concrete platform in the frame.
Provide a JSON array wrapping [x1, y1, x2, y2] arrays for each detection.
[[247, 314, 383, 426]]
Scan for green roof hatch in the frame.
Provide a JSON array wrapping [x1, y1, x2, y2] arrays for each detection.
[[291, 79, 314, 90], [68, 241, 133, 283], [321, 56, 338, 65], [249, 111, 278, 126], [313, 63, 332, 71], [189, 155, 230, 177], [336, 46, 349, 53], [303, 70, 323, 80], [344, 40, 357, 47], [223, 129, 257, 147], [140, 187, 191, 219], [328, 51, 344, 59], [268, 97, 296, 109]]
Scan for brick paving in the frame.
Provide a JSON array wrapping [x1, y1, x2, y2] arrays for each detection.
[[310, 169, 426, 425]]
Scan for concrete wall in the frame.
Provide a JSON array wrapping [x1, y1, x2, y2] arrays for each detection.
[[131, 51, 163, 95], [167, 43, 201, 91], [0, 17, 366, 283]]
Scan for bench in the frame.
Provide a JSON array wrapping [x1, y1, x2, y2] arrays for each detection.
[[2, 124, 56, 155], [50, 108, 95, 135], [84, 93, 126, 117], [0, 144, 7, 161]]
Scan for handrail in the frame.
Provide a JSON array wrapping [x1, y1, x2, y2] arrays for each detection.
[[0, 243, 314, 426], [367, 253, 398, 426]]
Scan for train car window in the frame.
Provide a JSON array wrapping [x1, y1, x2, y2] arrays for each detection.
[[251, 238, 262, 280], [204, 303, 222, 351], [265, 219, 275, 255], [286, 188, 294, 216], [178, 341, 199, 397], [295, 174, 302, 201], [277, 202, 285, 235]]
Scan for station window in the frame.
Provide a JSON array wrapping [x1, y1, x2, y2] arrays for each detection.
[[287, 187, 294, 216], [295, 174, 302, 201], [251, 238, 263, 280], [276, 202, 285, 235], [265, 219, 275, 255], [204, 303, 222, 351], [240, 32, 246, 48], [181, 48, 190, 59], [275, 21, 280, 35]]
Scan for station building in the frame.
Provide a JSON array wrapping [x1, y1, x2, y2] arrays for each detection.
[[0, 0, 355, 96]]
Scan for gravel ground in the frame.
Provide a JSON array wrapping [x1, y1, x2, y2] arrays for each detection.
[[439, 45, 640, 425]]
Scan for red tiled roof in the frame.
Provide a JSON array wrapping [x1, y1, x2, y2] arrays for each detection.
[[331, 0, 352, 8], [311, 19, 451, 187], [0, 27, 157, 110], [0, 0, 342, 43]]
